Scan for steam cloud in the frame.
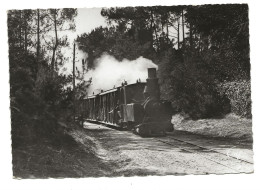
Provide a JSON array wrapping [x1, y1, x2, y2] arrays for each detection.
[[85, 53, 158, 94]]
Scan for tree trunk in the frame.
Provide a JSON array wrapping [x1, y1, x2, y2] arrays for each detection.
[[73, 42, 76, 93], [19, 10, 22, 49], [161, 18, 164, 33], [82, 59, 85, 76], [149, 12, 154, 49], [150, 10, 159, 51], [37, 9, 40, 61], [73, 42, 76, 121], [190, 24, 193, 48], [182, 9, 185, 46], [166, 13, 169, 43], [177, 17, 180, 49], [24, 13, 27, 55], [51, 9, 58, 73]]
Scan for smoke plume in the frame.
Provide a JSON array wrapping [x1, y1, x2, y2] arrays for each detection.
[[85, 53, 158, 94]]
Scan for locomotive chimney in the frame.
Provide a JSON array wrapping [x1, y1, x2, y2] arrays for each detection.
[[144, 68, 160, 100], [148, 68, 157, 78]]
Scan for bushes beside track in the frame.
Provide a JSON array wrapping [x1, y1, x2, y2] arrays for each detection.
[[217, 80, 251, 118]]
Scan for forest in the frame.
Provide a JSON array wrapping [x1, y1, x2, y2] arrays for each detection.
[[8, 4, 251, 176], [76, 5, 250, 119]]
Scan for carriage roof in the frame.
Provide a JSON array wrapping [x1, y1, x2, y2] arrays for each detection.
[[83, 82, 146, 100]]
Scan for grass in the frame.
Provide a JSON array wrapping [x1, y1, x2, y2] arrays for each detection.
[[12, 122, 108, 178], [171, 113, 253, 142]]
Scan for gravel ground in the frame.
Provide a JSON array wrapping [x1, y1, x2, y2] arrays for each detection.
[[68, 120, 254, 176], [13, 114, 253, 178]]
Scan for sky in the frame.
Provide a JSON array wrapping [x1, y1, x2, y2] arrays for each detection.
[[76, 8, 107, 35], [65, 8, 159, 93], [61, 8, 107, 75], [62, 7, 182, 76]]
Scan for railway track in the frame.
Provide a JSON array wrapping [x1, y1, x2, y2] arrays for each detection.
[[154, 136, 253, 173], [83, 121, 253, 173]]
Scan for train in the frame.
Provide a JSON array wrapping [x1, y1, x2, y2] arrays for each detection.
[[75, 68, 174, 136]]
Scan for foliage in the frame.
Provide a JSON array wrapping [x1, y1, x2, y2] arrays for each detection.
[[40, 8, 77, 71], [185, 4, 250, 81], [101, 6, 176, 51], [157, 48, 181, 102], [217, 81, 251, 118], [8, 8, 77, 72], [10, 52, 74, 147], [76, 26, 155, 69], [8, 9, 77, 147], [97, 5, 250, 118], [76, 4, 251, 119], [158, 51, 230, 119]]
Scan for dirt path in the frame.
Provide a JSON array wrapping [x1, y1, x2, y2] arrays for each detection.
[[68, 122, 253, 176]]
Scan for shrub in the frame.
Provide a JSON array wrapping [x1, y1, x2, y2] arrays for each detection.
[[158, 51, 230, 119], [217, 80, 251, 118]]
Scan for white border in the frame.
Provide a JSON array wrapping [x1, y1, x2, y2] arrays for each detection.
[[1, 0, 259, 190]]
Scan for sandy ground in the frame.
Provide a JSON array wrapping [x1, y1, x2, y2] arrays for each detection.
[[12, 114, 253, 178], [68, 121, 253, 176], [171, 114, 253, 141]]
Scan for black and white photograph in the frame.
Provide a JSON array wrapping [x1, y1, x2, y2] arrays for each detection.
[[1, 0, 260, 189]]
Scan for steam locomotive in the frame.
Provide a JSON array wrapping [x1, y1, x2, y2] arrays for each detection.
[[75, 68, 174, 136]]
